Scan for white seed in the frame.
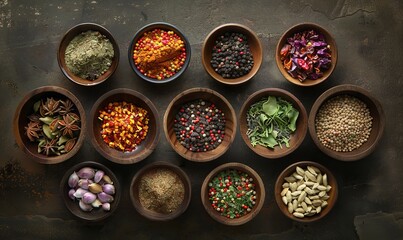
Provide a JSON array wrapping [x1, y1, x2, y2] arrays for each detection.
[[284, 176, 296, 183], [293, 212, 305, 218], [307, 206, 313, 213], [319, 191, 326, 198], [323, 174, 328, 186], [326, 185, 332, 191], [297, 184, 306, 191], [304, 197, 312, 205], [321, 201, 328, 208], [288, 203, 294, 213], [290, 182, 298, 191], [316, 206, 322, 214], [317, 185, 327, 191], [296, 166, 305, 176], [293, 199, 298, 210], [305, 211, 315, 216], [307, 166, 318, 176], [282, 196, 288, 205], [295, 208, 305, 213], [301, 202, 308, 212], [322, 195, 330, 200], [310, 195, 320, 200], [298, 191, 307, 203], [281, 187, 289, 196], [282, 182, 290, 188], [309, 166, 321, 174], [305, 171, 316, 182], [286, 191, 292, 202], [305, 181, 315, 187], [291, 190, 302, 197], [317, 174, 323, 184], [312, 200, 322, 207], [305, 187, 314, 195], [293, 172, 304, 180], [312, 182, 319, 190]]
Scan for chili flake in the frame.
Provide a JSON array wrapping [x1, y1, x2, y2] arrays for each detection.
[[133, 28, 187, 80], [208, 169, 257, 219], [98, 101, 149, 152]]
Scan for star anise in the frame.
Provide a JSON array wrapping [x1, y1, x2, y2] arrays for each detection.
[[40, 97, 61, 117], [28, 114, 41, 123], [38, 138, 58, 156], [60, 99, 75, 115], [24, 121, 42, 142], [58, 113, 80, 138]]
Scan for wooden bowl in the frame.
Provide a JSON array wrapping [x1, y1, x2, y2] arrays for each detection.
[[308, 84, 385, 161], [60, 161, 121, 221], [275, 23, 337, 86], [128, 22, 191, 84], [130, 161, 191, 221], [13, 86, 86, 164], [89, 88, 160, 164], [239, 88, 308, 159], [274, 161, 338, 222], [58, 23, 120, 86], [163, 88, 236, 162], [201, 162, 265, 226], [202, 23, 263, 85]]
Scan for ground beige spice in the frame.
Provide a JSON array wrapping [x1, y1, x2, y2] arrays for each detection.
[[138, 168, 185, 214]]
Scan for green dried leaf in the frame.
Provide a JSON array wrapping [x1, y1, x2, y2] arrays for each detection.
[[33, 100, 41, 113], [262, 96, 278, 116]]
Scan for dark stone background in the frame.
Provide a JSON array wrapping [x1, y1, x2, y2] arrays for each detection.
[[0, 0, 402, 239]]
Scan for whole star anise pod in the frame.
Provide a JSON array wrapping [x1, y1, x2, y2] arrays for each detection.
[[38, 138, 58, 156], [60, 99, 75, 115], [24, 121, 42, 142], [58, 113, 80, 138], [40, 97, 61, 117]]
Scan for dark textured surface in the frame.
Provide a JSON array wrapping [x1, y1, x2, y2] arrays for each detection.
[[0, 0, 402, 239]]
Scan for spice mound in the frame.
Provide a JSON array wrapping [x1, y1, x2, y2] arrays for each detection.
[[280, 29, 331, 82], [174, 99, 226, 152], [208, 169, 257, 219], [281, 165, 332, 218], [24, 97, 81, 156], [65, 30, 114, 80], [67, 167, 116, 212], [138, 168, 185, 214], [133, 28, 187, 80], [315, 95, 372, 152], [210, 32, 254, 79], [246, 96, 299, 149], [98, 101, 149, 152]]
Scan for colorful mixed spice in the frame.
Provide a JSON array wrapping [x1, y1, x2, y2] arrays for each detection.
[[280, 29, 332, 82], [246, 96, 299, 149], [210, 32, 254, 78], [208, 169, 257, 219], [98, 101, 149, 152], [24, 97, 80, 156], [138, 168, 185, 214], [315, 95, 372, 152], [174, 99, 225, 152], [65, 30, 114, 80], [133, 28, 187, 80]]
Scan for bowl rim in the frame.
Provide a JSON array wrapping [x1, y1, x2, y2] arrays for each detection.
[[89, 88, 160, 164], [308, 84, 385, 161], [59, 161, 121, 221], [163, 87, 237, 162], [57, 22, 120, 86], [201, 23, 263, 85], [239, 88, 308, 159], [200, 162, 265, 226], [275, 22, 338, 87], [128, 21, 192, 84], [13, 86, 86, 164], [129, 161, 192, 221], [274, 160, 338, 223]]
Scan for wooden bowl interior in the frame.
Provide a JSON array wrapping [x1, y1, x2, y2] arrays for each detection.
[[60, 161, 120, 221], [309, 85, 385, 161], [13, 86, 86, 164], [239, 88, 307, 159], [275, 23, 338, 86], [129, 162, 191, 221], [202, 24, 262, 85], [90, 89, 160, 164], [58, 23, 120, 86], [201, 162, 265, 226], [274, 161, 338, 223], [128, 22, 191, 83], [164, 88, 236, 162]]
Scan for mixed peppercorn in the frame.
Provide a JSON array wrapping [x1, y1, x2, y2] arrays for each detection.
[[208, 169, 257, 219], [98, 101, 149, 152], [174, 99, 225, 152], [133, 28, 187, 80], [210, 32, 254, 78]]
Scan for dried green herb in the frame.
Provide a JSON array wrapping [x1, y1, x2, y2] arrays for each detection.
[[246, 96, 299, 149], [65, 30, 114, 80]]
